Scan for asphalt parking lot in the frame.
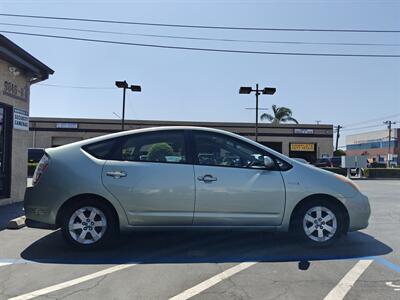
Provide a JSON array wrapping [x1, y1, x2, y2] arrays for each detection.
[[0, 180, 399, 300]]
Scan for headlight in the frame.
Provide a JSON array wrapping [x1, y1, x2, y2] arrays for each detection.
[[334, 174, 360, 192], [32, 154, 49, 186]]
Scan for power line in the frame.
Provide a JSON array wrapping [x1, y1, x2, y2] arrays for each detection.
[[341, 123, 385, 131], [1, 13, 400, 33], [2, 30, 400, 58], [342, 113, 400, 128], [37, 83, 114, 90], [1, 22, 400, 47]]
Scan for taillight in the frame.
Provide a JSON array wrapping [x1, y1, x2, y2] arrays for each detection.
[[32, 154, 49, 186]]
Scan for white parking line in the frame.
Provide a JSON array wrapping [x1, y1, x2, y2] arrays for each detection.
[[0, 262, 12, 267], [169, 262, 257, 300], [323, 259, 373, 300], [8, 263, 136, 300]]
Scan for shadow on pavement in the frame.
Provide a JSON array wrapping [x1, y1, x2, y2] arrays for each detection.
[[20, 229, 392, 266]]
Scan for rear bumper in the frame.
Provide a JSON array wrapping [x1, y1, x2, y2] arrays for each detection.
[[25, 218, 58, 230], [24, 185, 59, 227]]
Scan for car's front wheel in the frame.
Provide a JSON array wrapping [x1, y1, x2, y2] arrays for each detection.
[[60, 199, 117, 249], [294, 200, 343, 246]]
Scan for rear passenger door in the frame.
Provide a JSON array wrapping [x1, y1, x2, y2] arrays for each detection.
[[101, 130, 195, 226]]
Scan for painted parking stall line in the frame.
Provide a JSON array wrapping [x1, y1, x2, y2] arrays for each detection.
[[323, 259, 373, 300], [0, 262, 12, 267], [8, 263, 136, 300], [169, 261, 257, 300], [6, 231, 240, 300]]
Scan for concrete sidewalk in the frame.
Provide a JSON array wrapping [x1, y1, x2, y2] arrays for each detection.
[[0, 201, 24, 230]]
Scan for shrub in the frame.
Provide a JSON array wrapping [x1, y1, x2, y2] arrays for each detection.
[[333, 149, 346, 157], [364, 168, 400, 178], [369, 162, 387, 168], [321, 167, 347, 176]]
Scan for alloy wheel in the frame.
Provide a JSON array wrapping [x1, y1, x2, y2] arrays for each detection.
[[302, 206, 337, 242], [68, 206, 107, 245]]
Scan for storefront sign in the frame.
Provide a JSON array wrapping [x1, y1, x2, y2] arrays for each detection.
[[13, 108, 29, 131], [56, 123, 78, 129], [3, 81, 28, 102], [290, 143, 315, 152], [294, 128, 314, 135]]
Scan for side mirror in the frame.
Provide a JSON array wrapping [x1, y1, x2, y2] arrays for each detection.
[[263, 156, 275, 170]]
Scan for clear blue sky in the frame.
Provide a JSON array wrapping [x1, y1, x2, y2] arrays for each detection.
[[0, 0, 399, 147]]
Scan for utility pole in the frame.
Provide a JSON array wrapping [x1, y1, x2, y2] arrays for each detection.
[[334, 125, 342, 151], [384, 120, 396, 167]]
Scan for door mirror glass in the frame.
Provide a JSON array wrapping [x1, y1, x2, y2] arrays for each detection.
[[263, 156, 275, 169]]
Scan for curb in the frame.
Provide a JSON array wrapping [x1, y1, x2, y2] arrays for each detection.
[[7, 216, 26, 229]]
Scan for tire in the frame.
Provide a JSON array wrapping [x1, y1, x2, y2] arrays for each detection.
[[292, 199, 343, 247], [60, 198, 117, 249]]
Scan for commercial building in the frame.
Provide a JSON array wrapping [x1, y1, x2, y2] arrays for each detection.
[[0, 34, 53, 205], [29, 117, 333, 162], [346, 129, 399, 166]]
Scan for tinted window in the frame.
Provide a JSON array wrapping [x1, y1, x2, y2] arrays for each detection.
[[193, 132, 271, 169], [82, 138, 119, 159], [275, 157, 293, 171], [117, 131, 186, 163], [28, 149, 45, 163]]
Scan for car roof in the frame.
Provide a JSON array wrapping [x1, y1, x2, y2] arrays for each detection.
[[46, 126, 290, 161]]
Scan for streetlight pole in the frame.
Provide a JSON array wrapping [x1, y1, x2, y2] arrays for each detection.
[[255, 83, 260, 142], [115, 80, 142, 131], [121, 86, 127, 130], [239, 84, 276, 142]]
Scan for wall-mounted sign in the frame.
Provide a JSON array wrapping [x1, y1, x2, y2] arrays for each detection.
[[13, 108, 29, 131], [3, 81, 28, 101], [290, 143, 315, 152], [294, 128, 314, 135], [56, 123, 78, 129]]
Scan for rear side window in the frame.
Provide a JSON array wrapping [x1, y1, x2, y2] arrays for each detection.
[[117, 131, 187, 163], [82, 138, 119, 159]]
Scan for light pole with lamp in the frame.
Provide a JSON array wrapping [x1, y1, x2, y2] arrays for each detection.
[[239, 84, 276, 142], [115, 80, 141, 131]]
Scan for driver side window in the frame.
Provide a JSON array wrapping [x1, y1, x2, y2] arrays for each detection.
[[193, 132, 268, 169]]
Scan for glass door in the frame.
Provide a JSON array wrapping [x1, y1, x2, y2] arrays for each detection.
[[0, 104, 11, 198]]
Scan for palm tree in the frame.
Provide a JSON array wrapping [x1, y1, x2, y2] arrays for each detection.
[[260, 104, 298, 125]]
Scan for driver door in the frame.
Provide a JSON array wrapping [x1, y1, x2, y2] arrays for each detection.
[[192, 131, 286, 226]]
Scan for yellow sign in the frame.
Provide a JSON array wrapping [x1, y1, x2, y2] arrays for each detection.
[[290, 143, 315, 152]]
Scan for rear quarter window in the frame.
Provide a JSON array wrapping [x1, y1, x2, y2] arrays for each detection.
[[82, 138, 119, 159]]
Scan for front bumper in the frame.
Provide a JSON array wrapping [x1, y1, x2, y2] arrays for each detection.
[[346, 192, 371, 231]]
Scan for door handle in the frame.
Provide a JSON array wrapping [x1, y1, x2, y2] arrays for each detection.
[[197, 174, 217, 183], [106, 171, 127, 178]]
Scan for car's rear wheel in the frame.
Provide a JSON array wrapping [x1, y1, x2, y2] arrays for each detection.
[[293, 199, 343, 246], [60, 199, 117, 249]]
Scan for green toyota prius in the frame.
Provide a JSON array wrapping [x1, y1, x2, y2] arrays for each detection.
[[24, 126, 370, 249]]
